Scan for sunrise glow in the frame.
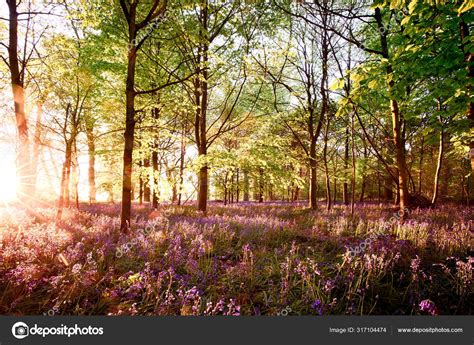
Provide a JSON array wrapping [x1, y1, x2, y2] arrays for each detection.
[[0, 156, 18, 202]]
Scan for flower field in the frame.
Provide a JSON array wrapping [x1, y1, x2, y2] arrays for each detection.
[[0, 202, 472, 316]]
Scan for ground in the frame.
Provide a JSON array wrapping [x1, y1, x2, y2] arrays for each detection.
[[0, 202, 472, 315]]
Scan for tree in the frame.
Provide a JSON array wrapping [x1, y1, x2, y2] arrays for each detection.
[[4, 0, 36, 200], [255, 2, 336, 210], [118, 0, 167, 230]]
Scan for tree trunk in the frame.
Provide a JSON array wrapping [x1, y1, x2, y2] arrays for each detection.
[[359, 144, 367, 202], [323, 119, 331, 210], [350, 111, 356, 216], [152, 150, 159, 209], [258, 168, 264, 203], [466, 175, 471, 206], [178, 124, 186, 206], [309, 145, 317, 210], [377, 170, 381, 202], [151, 107, 160, 209], [119, 0, 166, 229], [343, 126, 349, 205], [171, 176, 178, 203], [321, 14, 330, 210], [375, 7, 409, 214], [139, 160, 144, 206], [236, 168, 240, 203], [459, 16, 474, 174], [57, 142, 73, 220], [418, 136, 424, 195], [85, 120, 97, 203], [195, 3, 210, 213], [224, 171, 228, 205], [8, 0, 31, 201], [293, 169, 300, 202], [120, 43, 137, 230], [72, 141, 80, 209], [432, 129, 444, 205], [391, 100, 410, 211], [198, 165, 208, 210], [143, 157, 151, 203], [243, 170, 249, 201]]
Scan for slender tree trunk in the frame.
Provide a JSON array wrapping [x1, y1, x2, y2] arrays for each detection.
[[143, 157, 151, 203], [293, 168, 301, 202], [198, 165, 208, 210], [170, 172, 178, 204], [196, 2, 210, 213], [391, 95, 409, 211], [344, 44, 352, 207], [224, 171, 228, 205], [323, 148, 331, 210], [375, 7, 409, 214], [57, 141, 73, 220], [359, 144, 367, 202], [64, 154, 72, 208], [139, 159, 143, 206], [243, 170, 249, 201], [118, 0, 168, 229], [459, 16, 474, 174], [178, 124, 186, 206], [151, 107, 160, 208], [321, 12, 330, 210], [165, 164, 178, 204], [85, 120, 96, 203], [72, 139, 80, 209], [343, 126, 349, 205], [152, 150, 159, 209], [350, 111, 356, 216], [253, 177, 258, 201], [432, 129, 444, 205], [236, 168, 240, 203], [323, 117, 331, 210], [231, 173, 235, 203], [120, 35, 138, 230], [309, 145, 317, 210], [8, 0, 31, 200], [377, 170, 381, 202], [258, 168, 264, 203], [418, 136, 424, 195], [466, 175, 470, 206]]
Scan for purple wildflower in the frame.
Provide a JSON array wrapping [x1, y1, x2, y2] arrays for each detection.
[[311, 299, 324, 315], [419, 299, 437, 316]]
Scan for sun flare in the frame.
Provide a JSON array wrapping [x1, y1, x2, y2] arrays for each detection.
[[0, 156, 18, 202]]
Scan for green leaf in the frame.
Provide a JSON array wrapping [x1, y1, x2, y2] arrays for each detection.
[[408, 0, 418, 14], [458, 0, 474, 14], [329, 78, 345, 91], [368, 79, 378, 89]]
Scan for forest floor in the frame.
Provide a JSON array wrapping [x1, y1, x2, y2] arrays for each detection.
[[0, 201, 472, 315]]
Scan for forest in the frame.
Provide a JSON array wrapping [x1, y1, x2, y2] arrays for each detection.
[[0, 0, 472, 316]]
